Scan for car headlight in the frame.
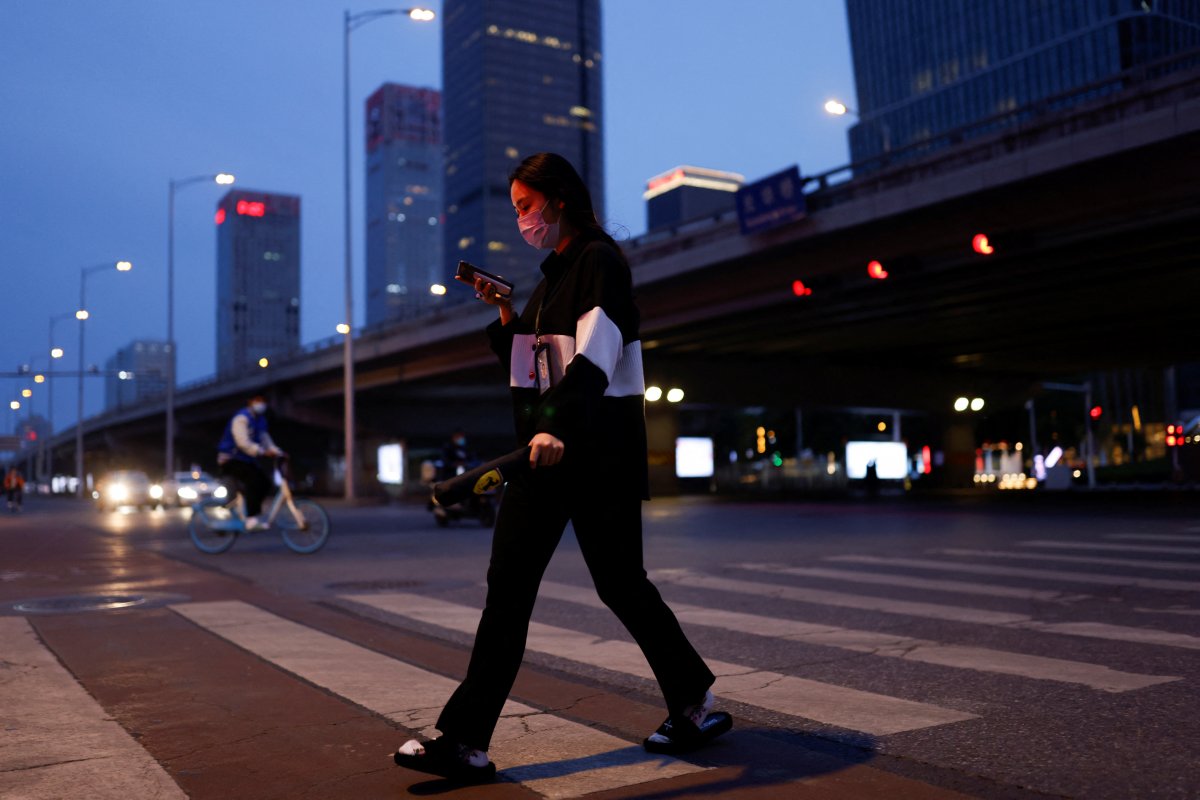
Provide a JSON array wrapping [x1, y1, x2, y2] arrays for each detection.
[[108, 484, 129, 502], [213, 485, 228, 499], [149, 484, 164, 500], [178, 487, 199, 501]]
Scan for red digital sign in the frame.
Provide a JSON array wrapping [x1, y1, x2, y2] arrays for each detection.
[[236, 200, 266, 217]]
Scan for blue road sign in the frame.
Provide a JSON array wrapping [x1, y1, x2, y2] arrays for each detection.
[[736, 165, 806, 235]]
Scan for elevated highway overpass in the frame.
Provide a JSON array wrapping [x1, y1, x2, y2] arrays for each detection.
[[36, 58, 1200, 493]]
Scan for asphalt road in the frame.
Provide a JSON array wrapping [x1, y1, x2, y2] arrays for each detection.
[[2, 492, 1198, 799]]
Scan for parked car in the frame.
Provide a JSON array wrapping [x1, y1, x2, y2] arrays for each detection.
[[159, 470, 220, 506], [93, 470, 156, 511]]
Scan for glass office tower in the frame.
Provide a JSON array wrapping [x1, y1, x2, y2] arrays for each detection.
[[442, 0, 603, 303], [215, 190, 301, 375], [365, 83, 444, 325], [104, 340, 169, 410], [844, 0, 1200, 163]]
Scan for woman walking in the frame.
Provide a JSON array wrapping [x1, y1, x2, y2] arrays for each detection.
[[394, 152, 731, 783]]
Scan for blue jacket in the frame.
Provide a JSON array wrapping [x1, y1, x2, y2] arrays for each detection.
[[217, 408, 273, 464]]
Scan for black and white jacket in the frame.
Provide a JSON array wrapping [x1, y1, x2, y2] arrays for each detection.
[[486, 231, 649, 498]]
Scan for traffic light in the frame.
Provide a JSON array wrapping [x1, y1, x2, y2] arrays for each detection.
[[1166, 423, 1184, 447]]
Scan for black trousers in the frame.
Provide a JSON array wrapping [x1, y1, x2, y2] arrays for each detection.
[[435, 467, 715, 751], [220, 459, 271, 517]]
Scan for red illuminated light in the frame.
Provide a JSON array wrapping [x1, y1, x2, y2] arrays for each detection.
[[215, 208, 226, 225], [867, 260, 888, 279], [921, 445, 932, 475], [1089, 406, 1102, 419], [972, 233, 994, 255], [791, 280, 812, 297], [236, 200, 266, 217]]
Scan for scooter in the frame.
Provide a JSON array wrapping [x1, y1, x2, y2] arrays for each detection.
[[422, 458, 498, 528]]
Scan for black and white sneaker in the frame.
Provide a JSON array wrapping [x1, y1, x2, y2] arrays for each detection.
[[394, 737, 496, 784], [643, 690, 732, 755]]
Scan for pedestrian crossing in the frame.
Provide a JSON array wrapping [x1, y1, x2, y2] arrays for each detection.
[[4, 526, 1197, 799], [0, 618, 187, 800]]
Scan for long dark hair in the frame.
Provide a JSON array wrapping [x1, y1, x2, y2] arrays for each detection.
[[509, 152, 626, 262]]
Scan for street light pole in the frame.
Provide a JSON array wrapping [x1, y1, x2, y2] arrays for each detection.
[[46, 312, 72, 482], [342, 6, 435, 500], [824, 98, 891, 155], [75, 261, 132, 498], [166, 173, 234, 483]]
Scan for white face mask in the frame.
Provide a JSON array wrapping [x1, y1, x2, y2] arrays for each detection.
[[517, 202, 559, 249], [250, 402, 267, 415]]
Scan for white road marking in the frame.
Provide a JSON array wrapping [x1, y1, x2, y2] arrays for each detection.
[[171, 601, 703, 799], [932, 547, 1200, 573], [0, 617, 187, 800], [534, 581, 1177, 693], [1133, 607, 1200, 616], [1105, 534, 1200, 543], [649, 570, 1200, 651], [732, 563, 1079, 601], [823, 554, 1200, 592], [1018, 540, 1200, 556], [342, 592, 978, 736]]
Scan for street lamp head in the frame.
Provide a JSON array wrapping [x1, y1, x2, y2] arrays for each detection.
[[75, 309, 89, 321], [429, 283, 447, 296], [115, 260, 133, 271], [824, 99, 850, 116], [336, 323, 351, 335], [258, 357, 270, 368], [409, 7, 435, 21], [215, 173, 236, 185]]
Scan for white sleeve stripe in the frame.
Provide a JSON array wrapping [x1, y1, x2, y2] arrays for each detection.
[[572, 306, 623, 384]]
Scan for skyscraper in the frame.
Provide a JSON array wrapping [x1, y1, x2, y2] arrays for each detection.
[[215, 189, 301, 375], [104, 340, 169, 410], [365, 83, 444, 325], [643, 166, 744, 232], [442, 0, 603, 301], [844, 1, 1200, 163]]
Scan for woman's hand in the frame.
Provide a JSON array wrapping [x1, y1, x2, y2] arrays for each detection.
[[528, 432, 564, 469], [455, 275, 515, 325]]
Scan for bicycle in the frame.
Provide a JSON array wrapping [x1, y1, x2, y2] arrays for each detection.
[[187, 456, 330, 554]]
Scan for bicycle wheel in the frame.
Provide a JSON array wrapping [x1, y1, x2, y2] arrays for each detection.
[[188, 507, 238, 554], [277, 499, 330, 554]]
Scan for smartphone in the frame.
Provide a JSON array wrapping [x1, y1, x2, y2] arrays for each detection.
[[456, 261, 514, 298]]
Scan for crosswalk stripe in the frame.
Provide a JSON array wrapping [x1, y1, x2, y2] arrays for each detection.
[[650, 570, 1200, 651], [171, 601, 703, 799], [823, 554, 1200, 592], [1018, 540, 1200, 555], [1104, 533, 1200, 543], [534, 581, 1177, 693], [0, 617, 187, 800], [731, 563, 1080, 601], [933, 547, 1200, 573], [341, 592, 978, 736]]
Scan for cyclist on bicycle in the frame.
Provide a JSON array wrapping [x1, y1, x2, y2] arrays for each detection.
[[217, 394, 284, 530]]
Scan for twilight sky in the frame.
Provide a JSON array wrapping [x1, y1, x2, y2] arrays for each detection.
[[1, 1, 854, 431]]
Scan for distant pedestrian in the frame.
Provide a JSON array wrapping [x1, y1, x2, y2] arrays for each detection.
[[393, 152, 731, 784], [4, 467, 26, 512]]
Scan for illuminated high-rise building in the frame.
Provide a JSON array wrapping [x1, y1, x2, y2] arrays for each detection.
[[365, 83, 444, 325], [104, 340, 169, 410], [844, 1, 1200, 164], [215, 189, 301, 375], [442, 0, 603, 302]]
